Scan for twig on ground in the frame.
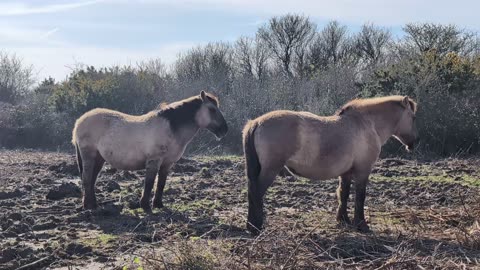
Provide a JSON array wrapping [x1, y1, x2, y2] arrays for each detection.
[[15, 254, 53, 270]]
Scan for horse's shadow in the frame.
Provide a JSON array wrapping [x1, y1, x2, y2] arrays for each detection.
[[84, 204, 247, 240], [75, 204, 480, 266]]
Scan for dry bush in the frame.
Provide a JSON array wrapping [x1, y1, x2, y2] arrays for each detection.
[[2, 18, 480, 157]]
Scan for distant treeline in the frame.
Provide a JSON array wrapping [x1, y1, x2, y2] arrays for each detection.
[[1, 14, 479, 157]]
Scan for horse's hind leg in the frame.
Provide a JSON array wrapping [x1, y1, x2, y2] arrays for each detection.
[[336, 172, 352, 225], [81, 149, 104, 210], [247, 165, 282, 234], [152, 162, 173, 209], [140, 159, 160, 213], [353, 173, 370, 232]]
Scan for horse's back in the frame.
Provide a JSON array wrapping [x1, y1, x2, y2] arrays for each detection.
[[251, 111, 315, 170], [72, 108, 130, 147], [252, 110, 343, 149], [250, 110, 366, 180]]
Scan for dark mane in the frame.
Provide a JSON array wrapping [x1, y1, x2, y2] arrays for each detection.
[[335, 105, 351, 116], [157, 93, 219, 132]]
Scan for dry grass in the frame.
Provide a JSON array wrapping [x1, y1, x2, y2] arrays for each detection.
[[119, 202, 480, 270], [1, 150, 480, 269]]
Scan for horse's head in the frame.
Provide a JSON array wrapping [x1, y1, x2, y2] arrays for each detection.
[[393, 96, 418, 151], [196, 91, 228, 139]]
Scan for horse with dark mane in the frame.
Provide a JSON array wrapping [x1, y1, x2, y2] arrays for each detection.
[[72, 91, 228, 212]]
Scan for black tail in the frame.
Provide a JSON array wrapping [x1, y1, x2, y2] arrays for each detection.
[[244, 122, 261, 186], [243, 122, 263, 234], [75, 143, 83, 177]]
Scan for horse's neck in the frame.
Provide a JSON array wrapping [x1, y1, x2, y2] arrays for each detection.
[[158, 98, 202, 145], [364, 110, 401, 145], [176, 125, 200, 146]]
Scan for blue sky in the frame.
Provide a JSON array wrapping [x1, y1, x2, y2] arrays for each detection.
[[2, 0, 479, 81]]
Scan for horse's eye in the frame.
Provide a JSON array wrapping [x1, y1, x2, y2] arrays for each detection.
[[209, 107, 216, 114]]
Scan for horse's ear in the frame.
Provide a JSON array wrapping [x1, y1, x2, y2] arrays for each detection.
[[200, 90, 207, 102], [402, 96, 410, 109], [401, 96, 417, 112]]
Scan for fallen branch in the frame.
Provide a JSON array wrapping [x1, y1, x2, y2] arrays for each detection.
[[15, 255, 53, 270]]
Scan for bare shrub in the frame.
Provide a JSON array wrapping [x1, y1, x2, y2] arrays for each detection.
[[0, 52, 35, 104]]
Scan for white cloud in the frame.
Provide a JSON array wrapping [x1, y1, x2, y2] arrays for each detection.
[[41, 28, 60, 39], [0, 25, 66, 46], [0, 1, 102, 16]]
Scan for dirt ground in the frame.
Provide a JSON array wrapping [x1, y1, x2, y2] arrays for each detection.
[[1, 149, 480, 269]]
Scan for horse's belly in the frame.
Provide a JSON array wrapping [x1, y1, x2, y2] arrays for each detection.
[[286, 162, 345, 180], [107, 158, 145, 171], [98, 144, 146, 171], [286, 154, 352, 180]]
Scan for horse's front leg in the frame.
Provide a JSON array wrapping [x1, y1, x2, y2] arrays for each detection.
[[140, 159, 160, 213], [353, 175, 370, 232], [336, 173, 352, 225], [152, 162, 173, 209]]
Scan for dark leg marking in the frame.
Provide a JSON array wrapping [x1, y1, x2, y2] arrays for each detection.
[[247, 166, 280, 234], [140, 160, 159, 213], [336, 173, 352, 225], [353, 177, 370, 232], [152, 163, 172, 209], [82, 150, 104, 210]]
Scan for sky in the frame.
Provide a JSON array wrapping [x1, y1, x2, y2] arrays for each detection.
[[1, 0, 479, 81]]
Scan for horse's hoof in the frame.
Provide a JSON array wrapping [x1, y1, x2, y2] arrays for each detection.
[[83, 202, 98, 210], [336, 216, 351, 226], [336, 222, 352, 229], [140, 200, 152, 214], [142, 206, 153, 214], [247, 222, 262, 236], [152, 200, 164, 209], [354, 220, 371, 233]]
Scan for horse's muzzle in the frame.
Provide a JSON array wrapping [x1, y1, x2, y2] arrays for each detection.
[[212, 124, 228, 139], [406, 143, 414, 151], [406, 137, 420, 151]]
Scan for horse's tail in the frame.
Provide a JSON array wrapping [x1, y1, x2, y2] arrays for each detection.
[[71, 119, 82, 176], [243, 121, 261, 188], [75, 143, 83, 177], [71, 119, 79, 145], [243, 121, 263, 234]]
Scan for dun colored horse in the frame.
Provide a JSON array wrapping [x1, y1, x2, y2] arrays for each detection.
[[72, 91, 228, 212], [243, 95, 418, 233]]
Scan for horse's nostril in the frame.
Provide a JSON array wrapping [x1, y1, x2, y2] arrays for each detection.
[[407, 143, 415, 151]]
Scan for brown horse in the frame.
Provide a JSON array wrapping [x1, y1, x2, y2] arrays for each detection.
[[243, 95, 418, 233], [72, 91, 228, 212]]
